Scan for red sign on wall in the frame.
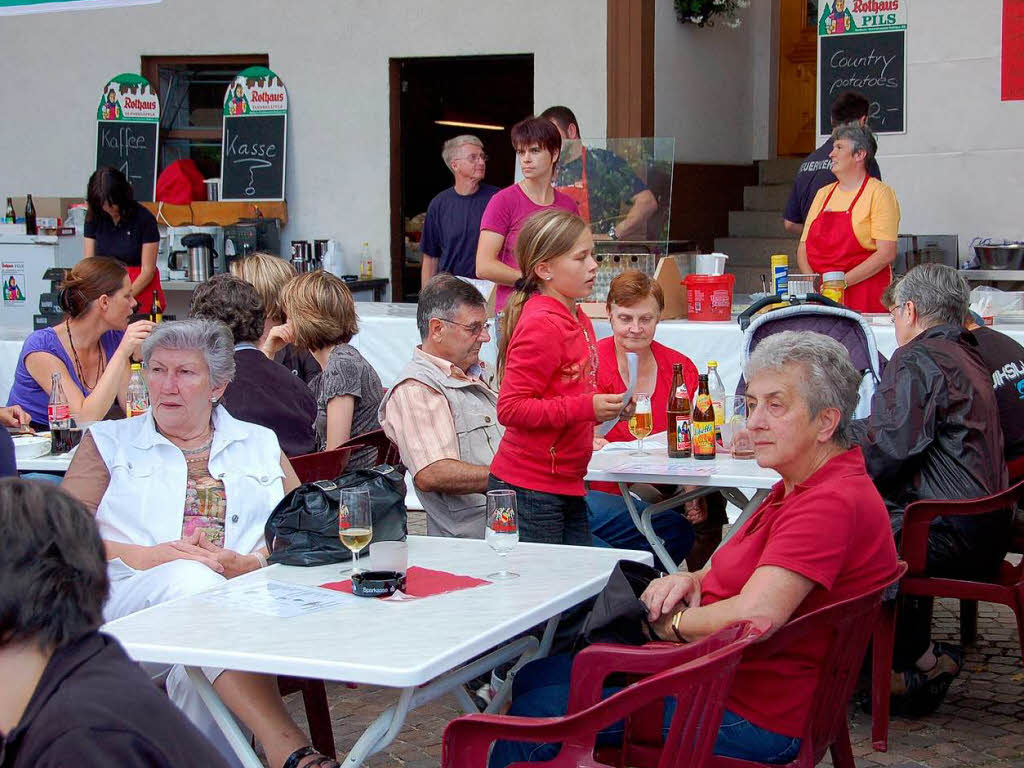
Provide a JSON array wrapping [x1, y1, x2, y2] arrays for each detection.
[[1003, 0, 1024, 100]]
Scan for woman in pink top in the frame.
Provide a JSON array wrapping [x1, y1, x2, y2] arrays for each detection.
[[476, 117, 580, 313]]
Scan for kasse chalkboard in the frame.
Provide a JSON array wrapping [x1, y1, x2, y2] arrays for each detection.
[[220, 115, 286, 201], [819, 31, 905, 134], [96, 121, 158, 202]]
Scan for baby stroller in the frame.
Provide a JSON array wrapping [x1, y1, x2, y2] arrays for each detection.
[[736, 293, 886, 418]]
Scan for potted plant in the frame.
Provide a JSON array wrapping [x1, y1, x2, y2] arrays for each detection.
[[673, 0, 750, 28]]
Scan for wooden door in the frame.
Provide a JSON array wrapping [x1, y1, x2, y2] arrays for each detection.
[[777, 0, 818, 156]]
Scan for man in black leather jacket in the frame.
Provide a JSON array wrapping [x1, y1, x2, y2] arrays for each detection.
[[851, 264, 1007, 716]]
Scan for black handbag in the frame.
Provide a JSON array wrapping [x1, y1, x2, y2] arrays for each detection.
[[576, 559, 664, 649], [265, 464, 408, 566]]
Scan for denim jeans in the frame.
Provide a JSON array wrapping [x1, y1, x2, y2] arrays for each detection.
[[488, 654, 801, 767], [488, 475, 591, 546], [585, 490, 695, 563]]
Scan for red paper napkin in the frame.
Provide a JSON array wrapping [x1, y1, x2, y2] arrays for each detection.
[[320, 566, 491, 598]]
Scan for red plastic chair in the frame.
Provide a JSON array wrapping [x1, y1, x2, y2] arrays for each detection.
[[871, 480, 1024, 751], [338, 428, 401, 466], [289, 446, 354, 485], [441, 619, 770, 768], [707, 564, 906, 768]]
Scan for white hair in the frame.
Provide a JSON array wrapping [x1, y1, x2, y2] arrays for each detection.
[[141, 319, 235, 388], [441, 135, 484, 170]]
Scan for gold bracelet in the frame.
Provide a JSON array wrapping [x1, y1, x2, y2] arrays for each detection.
[[671, 610, 687, 643]]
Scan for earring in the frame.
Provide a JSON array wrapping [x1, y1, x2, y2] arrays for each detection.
[[545, 276, 552, 281], [210, 396, 219, 405]]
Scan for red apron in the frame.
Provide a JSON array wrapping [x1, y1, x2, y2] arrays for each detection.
[[555, 145, 590, 223], [126, 265, 166, 316], [805, 175, 889, 313]]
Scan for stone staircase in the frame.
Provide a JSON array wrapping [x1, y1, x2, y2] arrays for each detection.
[[715, 158, 802, 294]]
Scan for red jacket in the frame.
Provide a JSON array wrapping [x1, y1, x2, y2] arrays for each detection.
[[491, 295, 598, 496]]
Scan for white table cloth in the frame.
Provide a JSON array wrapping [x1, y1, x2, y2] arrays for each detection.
[[103, 535, 652, 767], [586, 438, 781, 572]]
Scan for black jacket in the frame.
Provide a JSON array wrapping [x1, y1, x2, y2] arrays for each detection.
[[0, 632, 228, 768], [851, 325, 1009, 560]]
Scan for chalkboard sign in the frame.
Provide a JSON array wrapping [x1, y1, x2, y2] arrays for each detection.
[[819, 31, 905, 135], [95, 74, 160, 201], [221, 115, 287, 200], [220, 67, 288, 201]]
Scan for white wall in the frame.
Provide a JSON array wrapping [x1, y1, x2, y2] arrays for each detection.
[[865, 0, 1024, 250], [654, 0, 755, 165], [0, 0, 606, 288]]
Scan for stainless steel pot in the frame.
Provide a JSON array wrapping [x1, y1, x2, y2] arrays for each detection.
[[972, 238, 1024, 271]]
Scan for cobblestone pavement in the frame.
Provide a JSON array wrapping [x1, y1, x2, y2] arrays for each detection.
[[281, 512, 1024, 767]]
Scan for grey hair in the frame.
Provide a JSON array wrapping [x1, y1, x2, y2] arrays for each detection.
[[441, 135, 484, 170], [744, 331, 861, 448], [893, 264, 970, 329], [832, 120, 877, 167], [141, 319, 236, 388], [416, 273, 486, 340]]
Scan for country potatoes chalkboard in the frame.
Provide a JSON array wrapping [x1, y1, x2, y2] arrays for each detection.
[[96, 120, 159, 202], [220, 115, 287, 201], [819, 31, 905, 134]]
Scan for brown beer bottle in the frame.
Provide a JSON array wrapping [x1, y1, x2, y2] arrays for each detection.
[[149, 290, 163, 323], [692, 373, 716, 460], [24, 194, 37, 236], [667, 363, 691, 458]]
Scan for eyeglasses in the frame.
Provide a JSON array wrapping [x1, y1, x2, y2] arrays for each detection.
[[456, 153, 488, 164], [438, 317, 492, 337], [889, 302, 907, 320]]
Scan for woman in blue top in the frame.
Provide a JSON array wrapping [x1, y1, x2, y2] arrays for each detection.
[[6, 257, 153, 428]]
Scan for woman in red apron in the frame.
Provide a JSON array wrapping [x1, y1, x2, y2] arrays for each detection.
[[83, 167, 165, 316], [798, 123, 899, 313]]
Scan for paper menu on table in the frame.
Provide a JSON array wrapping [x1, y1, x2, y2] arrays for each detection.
[[196, 580, 352, 618], [602, 459, 714, 477], [596, 352, 638, 437]]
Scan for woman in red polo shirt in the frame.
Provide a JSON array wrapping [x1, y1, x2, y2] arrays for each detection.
[[490, 330, 900, 766]]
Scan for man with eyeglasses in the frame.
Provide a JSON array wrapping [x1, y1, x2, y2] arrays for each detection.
[[379, 274, 502, 539], [420, 135, 499, 286]]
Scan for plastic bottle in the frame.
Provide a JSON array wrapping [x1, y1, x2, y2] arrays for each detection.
[[707, 361, 726, 437], [667, 363, 692, 458], [126, 364, 150, 418], [360, 242, 373, 279], [770, 254, 788, 297], [821, 271, 846, 305]]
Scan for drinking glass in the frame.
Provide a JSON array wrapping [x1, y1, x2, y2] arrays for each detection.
[[485, 489, 519, 580], [628, 392, 653, 456], [729, 396, 756, 460], [338, 488, 372, 574]]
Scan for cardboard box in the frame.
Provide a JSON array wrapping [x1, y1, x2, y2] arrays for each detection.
[[6, 196, 84, 224]]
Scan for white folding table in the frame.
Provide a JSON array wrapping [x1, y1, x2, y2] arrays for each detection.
[[103, 535, 652, 767], [15, 450, 73, 473], [586, 438, 780, 572]]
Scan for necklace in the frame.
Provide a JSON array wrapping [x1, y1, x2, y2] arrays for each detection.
[[65, 318, 105, 390], [181, 437, 214, 456]]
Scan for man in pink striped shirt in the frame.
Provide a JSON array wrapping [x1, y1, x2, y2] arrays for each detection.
[[378, 275, 503, 538]]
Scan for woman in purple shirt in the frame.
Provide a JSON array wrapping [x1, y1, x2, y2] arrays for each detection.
[[6, 257, 153, 428], [476, 116, 580, 313]]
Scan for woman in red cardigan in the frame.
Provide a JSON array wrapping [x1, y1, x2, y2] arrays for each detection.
[[490, 210, 625, 545]]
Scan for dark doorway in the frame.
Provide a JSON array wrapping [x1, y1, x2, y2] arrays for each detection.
[[389, 54, 533, 302]]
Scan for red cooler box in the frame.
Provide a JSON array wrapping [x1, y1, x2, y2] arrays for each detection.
[[683, 274, 735, 321]]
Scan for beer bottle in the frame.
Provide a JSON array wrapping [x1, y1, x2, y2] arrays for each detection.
[[4, 197, 15, 224], [692, 374, 716, 460], [24, 194, 37, 236], [667, 363, 691, 458], [149, 290, 163, 323]]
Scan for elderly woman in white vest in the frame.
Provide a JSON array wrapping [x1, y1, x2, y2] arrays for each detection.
[[61, 319, 339, 768]]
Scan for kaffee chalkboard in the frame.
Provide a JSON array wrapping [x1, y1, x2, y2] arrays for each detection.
[[220, 115, 286, 200], [95, 120, 159, 202], [819, 31, 905, 134]]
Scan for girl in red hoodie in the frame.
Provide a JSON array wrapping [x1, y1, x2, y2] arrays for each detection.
[[489, 210, 626, 545]]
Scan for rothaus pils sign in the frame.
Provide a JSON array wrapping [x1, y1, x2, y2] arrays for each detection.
[[818, 0, 907, 36]]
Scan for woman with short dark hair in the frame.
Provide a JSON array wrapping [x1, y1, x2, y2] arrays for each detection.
[[476, 116, 580, 313], [83, 166, 164, 315]]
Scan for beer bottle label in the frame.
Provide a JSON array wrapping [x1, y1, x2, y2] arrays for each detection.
[[673, 418, 691, 453], [693, 420, 716, 455], [47, 403, 69, 423]]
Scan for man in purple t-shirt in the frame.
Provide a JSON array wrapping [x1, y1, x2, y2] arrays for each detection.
[[783, 90, 882, 235], [421, 135, 499, 284]]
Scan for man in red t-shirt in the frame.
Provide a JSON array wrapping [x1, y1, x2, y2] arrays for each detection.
[[490, 332, 899, 767]]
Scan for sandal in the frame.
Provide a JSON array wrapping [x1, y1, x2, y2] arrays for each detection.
[[283, 745, 340, 768]]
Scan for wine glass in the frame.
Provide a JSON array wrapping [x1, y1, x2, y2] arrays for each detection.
[[729, 396, 756, 460], [485, 490, 519, 580], [338, 488, 372, 574], [628, 392, 653, 456]]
